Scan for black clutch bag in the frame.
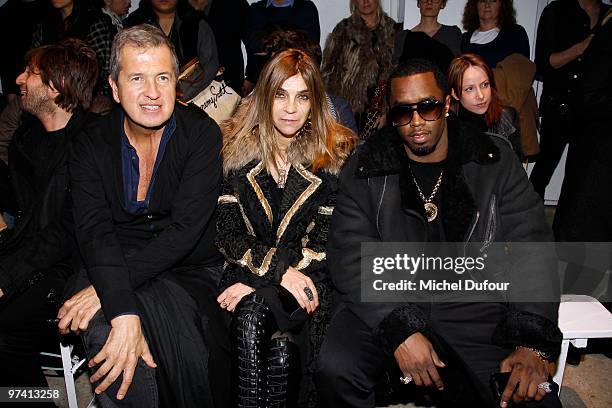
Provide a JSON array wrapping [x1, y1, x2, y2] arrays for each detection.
[[277, 285, 309, 321]]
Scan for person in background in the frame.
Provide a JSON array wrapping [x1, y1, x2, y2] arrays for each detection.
[[461, 0, 529, 68], [100, 0, 131, 33], [33, 0, 115, 103], [552, 6, 612, 364], [187, 0, 250, 94], [0, 39, 97, 397], [243, 0, 320, 96], [0, 0, 46, 101], [258, 28, 358, 133], [125, 0, 219, 100], [448, 53, 521, 159], [322, 0, 400, 133], [529, 0, 610, 199], [217, 48, 355, 408], [394, 0, 461, 64]]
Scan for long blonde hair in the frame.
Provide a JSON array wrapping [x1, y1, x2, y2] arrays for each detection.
[[350, 0, 383, 25], [221, 49, 356, 175]]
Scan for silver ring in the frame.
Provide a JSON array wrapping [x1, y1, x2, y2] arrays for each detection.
[[537, 382, 552, 394], [221, 302, 227, 307], [303, 287, 314, 301], [399, 375, 413, 385]]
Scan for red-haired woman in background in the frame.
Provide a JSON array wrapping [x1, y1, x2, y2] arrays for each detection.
[[448, 53, 521, 159]]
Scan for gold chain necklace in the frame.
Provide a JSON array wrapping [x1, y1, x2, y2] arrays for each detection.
[[275, 156, 291, 188], [409, 167, 444, 222]]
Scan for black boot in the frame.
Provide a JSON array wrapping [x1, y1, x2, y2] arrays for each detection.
[[233, 293, 273, 408], [266, 336, 301, 408]]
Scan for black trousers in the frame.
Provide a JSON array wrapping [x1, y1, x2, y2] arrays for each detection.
[[0, 271, 66, 408], [529, 98, 572, 199], [316, 304, 562, 408]]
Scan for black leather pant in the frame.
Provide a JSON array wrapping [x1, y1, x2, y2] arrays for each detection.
[[232, 293, 300, 408]]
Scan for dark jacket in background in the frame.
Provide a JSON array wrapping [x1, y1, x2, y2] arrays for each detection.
[[535, 0, 610, 100], [206, 0, 250, 93], [0, 0, 47, 95], [461, 24, 530, 68], [396, 30, 454, 73], [393, 25, 462, 64], [244, 0, 320, 84], [554, 14, 612, 241], [327, 94, 358, 134], [0, 110, 89, 301], [69, 104, 223, 321], [32, 5, 114, 97], [328, 115, 561, 360], [125, 3, 219, 94]]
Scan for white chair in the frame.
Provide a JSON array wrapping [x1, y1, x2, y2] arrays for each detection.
[[553, 294, 612, 393], [41, 340, 88, 408]]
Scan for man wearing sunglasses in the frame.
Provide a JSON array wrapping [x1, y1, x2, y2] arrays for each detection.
[[317, 59, 562, 407]]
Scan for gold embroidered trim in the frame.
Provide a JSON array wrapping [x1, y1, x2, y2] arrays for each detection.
[[318, 206, 334, 216], [218, 194, 238, 204], [295, 248, 326, 271], [238, 202, 255, 236], [276, 163, 321, 244], [305, 220, 315, 234], [246, 161, 273, 225], [234, 247, 277, 277]]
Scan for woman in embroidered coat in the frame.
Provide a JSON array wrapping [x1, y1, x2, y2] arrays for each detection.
[[321, 0, 400, 131], [216, 48, 355, 408]]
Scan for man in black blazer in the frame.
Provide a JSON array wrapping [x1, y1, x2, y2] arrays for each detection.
[[0, 39, 97, 393], [58, 25, 229, 407]]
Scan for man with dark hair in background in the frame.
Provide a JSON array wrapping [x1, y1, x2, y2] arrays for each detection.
[[0, 39, 98, 394]]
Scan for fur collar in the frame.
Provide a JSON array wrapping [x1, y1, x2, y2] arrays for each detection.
[[356, 114, 500, 241], [355, 114, 499, 178], [221, 99, 350, 176]]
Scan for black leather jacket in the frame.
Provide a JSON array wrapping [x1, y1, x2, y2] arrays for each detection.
[[328, 114, 562, 359]]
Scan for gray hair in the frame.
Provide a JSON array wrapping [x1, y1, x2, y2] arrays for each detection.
[[109, 24, 180, 82]]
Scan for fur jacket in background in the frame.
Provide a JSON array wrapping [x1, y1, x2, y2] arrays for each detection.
[[321, 12, 399, 116]]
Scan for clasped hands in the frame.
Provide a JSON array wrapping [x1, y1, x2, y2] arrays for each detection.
[[57, 286, 156, 400], [217, 266, 319, 313], [394, 333, 550, 407]]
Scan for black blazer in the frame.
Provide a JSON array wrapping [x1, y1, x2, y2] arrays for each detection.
[[69, 103, 223, 320], [0, 111, 88, 300]]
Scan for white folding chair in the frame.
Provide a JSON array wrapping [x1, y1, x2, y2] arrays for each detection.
[[40, 340, 88, 408], [554, 294, 612, 394]]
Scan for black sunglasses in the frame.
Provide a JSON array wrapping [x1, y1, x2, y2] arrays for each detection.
[[389, 100, 445, 127]]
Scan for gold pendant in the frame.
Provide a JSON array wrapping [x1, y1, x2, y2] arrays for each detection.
[[424, 202, 438, 222]]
